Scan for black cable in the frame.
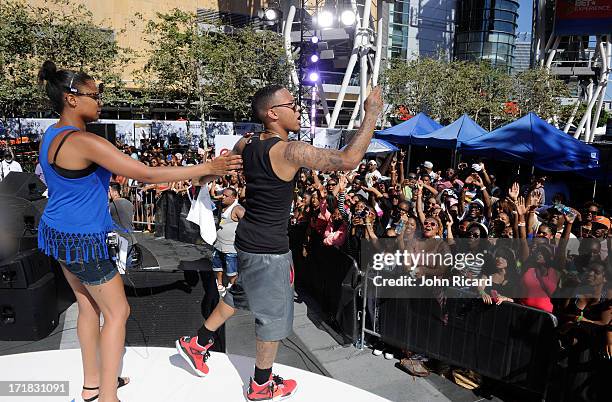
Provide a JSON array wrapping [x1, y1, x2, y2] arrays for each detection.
[[280, 337, 329, 377]]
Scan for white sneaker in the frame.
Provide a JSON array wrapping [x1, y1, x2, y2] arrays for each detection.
[[217, 284, 226, 295], [226, 283, 233, 290], [372, 348, 383, 356], [383, 351, 394, 360]]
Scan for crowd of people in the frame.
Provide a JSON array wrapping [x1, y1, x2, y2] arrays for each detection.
[[278, 149, 611, 384]]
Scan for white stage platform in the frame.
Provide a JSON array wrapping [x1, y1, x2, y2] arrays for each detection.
[[0, 347, 390, 401]]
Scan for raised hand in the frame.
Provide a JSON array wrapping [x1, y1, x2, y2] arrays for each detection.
[[364, 86, 383, 115], [508, 182, 519, 200], [516, 196, 527, 216]]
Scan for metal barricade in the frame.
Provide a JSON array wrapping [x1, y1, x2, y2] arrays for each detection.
[[126, 185, 156, 231]]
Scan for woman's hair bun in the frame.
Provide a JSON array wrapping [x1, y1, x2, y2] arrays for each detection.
[[38, 60, 58, 83]]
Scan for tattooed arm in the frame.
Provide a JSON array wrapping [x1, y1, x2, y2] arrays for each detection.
[[280, 87, 383, 173]]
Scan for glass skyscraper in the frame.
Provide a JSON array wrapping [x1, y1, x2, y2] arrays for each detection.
[[454, 0, 519, 71]]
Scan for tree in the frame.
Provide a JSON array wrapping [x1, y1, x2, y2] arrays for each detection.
[[381, 57, 569, 131], [142, 9, 292, 146], [512, 67, 569, 120], [0, 0, 132, 125]]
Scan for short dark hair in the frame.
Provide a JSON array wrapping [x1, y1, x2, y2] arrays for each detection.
[[224, 187, 238, 198], [38, 60, 94, 113], [109, 182, 122, 195], [251, 85, 285, 122]]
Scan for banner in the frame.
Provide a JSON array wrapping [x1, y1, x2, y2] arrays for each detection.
[[554, 0, 612, 35], [214, 135, 242, 157], [313, 128, 343, 150], [98, 119, 135, 146], [133, 121, 153, 149], [18, 119, 58, 139], [234, 122, 262, 136], [205, 122, 234, 146]]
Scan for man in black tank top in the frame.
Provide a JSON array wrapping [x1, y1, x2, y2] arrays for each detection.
[[177, 85, 383, 400]]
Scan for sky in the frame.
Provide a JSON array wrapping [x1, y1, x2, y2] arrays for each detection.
[[517, 0, 533, 33]]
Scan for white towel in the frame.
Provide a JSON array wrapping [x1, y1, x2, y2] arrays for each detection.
[[186, 182, 217, 245]]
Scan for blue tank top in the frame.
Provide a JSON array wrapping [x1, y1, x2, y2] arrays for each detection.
[[38, 124, 114, 263]]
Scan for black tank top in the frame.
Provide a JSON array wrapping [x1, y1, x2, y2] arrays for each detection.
[[235, 135, 294, 254]]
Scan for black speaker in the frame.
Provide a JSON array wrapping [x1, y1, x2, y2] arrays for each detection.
[[86, 123, 116, 144], [0, 249, 53, 289], [0, 172, 46, 201], [0, 272, 59, 341], [0, 195, 42, 259]]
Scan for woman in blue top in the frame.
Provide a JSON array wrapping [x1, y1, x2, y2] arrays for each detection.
[[37, 61, 241, 402]]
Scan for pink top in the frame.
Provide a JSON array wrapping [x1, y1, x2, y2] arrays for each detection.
[[521, 267, 558, 313], [314, 199, 332, 237], [323, 221, 348, 248]]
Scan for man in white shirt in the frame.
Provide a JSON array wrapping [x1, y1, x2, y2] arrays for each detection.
[[365, 160, 382, 188], [0, 149, 22, 181]]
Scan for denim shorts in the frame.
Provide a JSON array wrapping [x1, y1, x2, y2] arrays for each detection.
[[56, 246, 119, 286], [211, 249, 238, 276]]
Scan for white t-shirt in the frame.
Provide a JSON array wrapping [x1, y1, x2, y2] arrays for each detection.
[[365, 170, 382, 187], [0, 160, 22, 180]]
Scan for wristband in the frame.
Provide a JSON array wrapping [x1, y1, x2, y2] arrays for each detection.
[[480, 187, 486, 191], [518, 222, 526, 227]]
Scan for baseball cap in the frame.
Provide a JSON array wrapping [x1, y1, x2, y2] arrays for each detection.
[[470, 199, 485, 209], [423, 161, 433, 169], [368, 160, 378, 166], [592, 216, 610, 229]]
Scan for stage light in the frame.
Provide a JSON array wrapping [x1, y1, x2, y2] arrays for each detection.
[[261, 7, 281, 24], [308, 71, 320, 82], [311, 36, 319, 44], [340, 10, 356, 26], [310, 54, 319, 63], [264, 8, 278, 21], [317, 10, 334, 28]]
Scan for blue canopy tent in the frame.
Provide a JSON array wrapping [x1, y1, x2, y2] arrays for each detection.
[[374, 112, 442, 169], [341, 138, 399, 155], [459, 113, 600, 173], [374, 112, 442, 145], [410, 114, 487, 149]]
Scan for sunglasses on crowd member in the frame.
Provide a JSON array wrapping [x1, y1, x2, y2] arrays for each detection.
[[271, 101, 300, 112], [423, 220, 437, 227], [407, 174, 417, 180]]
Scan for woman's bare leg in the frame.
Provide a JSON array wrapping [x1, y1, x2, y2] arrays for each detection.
[[84, 274, 130, 402], [60, 265, 102, 401]]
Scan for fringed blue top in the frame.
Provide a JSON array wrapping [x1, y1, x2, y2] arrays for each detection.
[[38, 125, 114, 263]]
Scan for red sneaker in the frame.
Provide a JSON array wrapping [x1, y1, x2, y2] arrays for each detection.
[[175, 336, 214, 377], [247, 374, 298, 401]]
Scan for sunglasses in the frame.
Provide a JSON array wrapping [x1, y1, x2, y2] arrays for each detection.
[[271, 101, 300, 112], [467, 231, 480, 238], [423, 221, 437, 227], [66, 76, 104, 101]]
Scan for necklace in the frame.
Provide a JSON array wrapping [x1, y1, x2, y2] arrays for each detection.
[[262, 130, 286, 141]]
